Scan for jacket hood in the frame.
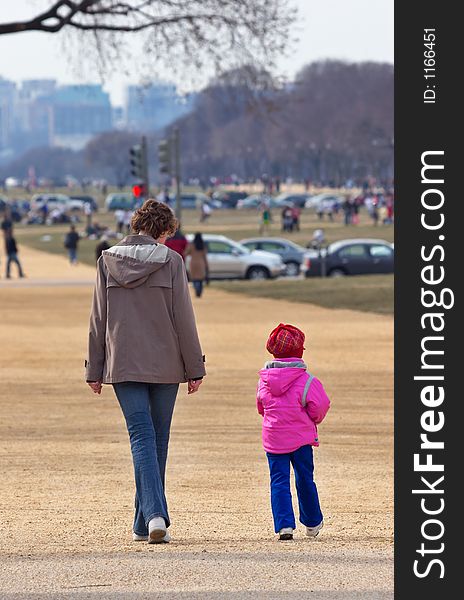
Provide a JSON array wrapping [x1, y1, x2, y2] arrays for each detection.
[[259, 359, 308, 396], [102, 235, 170, 288]]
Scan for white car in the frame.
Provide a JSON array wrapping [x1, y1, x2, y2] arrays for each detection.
[[304, 193, 343, 209], [30, 193, 73, 211], [185, 234, 285, 280]]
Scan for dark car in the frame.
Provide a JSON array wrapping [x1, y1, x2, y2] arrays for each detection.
[[240, 237, 307, 277], [212, 190, 249, 209], [105, 193, 137, 211], [164, 193, 212, 209], [301, 238, 394, 277], [273, 193, 310, 208]]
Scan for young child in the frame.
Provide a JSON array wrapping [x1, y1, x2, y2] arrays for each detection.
[[257, 323, 330, 540]]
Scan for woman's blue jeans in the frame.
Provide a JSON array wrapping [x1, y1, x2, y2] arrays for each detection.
[[266, 444, 323, 533], [192, 280, 203, 297], [113, 382, 179, 535]]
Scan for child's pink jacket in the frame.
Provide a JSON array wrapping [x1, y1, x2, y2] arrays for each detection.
[[257, 358, 330, 454]]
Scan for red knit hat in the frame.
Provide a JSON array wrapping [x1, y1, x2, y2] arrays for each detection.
[[266, 323, 305, 358]]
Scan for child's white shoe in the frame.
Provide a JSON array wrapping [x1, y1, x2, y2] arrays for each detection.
[[278, 527, 294, 541], [305, 521, 323, 537], [148, 517, 167, 544]]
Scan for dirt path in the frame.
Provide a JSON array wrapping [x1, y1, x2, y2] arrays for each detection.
[[0, 247, 393, 599]]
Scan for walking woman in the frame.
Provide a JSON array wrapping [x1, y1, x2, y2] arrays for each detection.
[[185, 232, 209, 298], [85, 199, 206, 544]]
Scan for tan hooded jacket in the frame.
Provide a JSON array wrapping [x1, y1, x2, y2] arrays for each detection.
[[85, 234, 206, 384]]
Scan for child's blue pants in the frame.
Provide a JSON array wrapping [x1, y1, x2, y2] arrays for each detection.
[[266, 444, 323, 533]]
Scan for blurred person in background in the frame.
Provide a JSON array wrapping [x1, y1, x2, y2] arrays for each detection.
[[281, 205, 293, 232], [371, 196, 380, 226], [39, 202, 48, 224], [165, 224, 188, 260], [95, 235, 110, 263], [259, 201, 272, 234], [1, 209, 13, 240], [64, 225, 80, 265], [200, 201, 212, 223], [385, 192, 394, 224], [185, 232, 209, 298], [308, 228, 326, 250], [84, 202, 93, 228], [342, 195, 353, 226], [115, 209, 125, 235], [85, 199, 205, 544], [351, 198, 360, 225], [123, 209, 133, 234], [4, 233, 25, 279], [291, 205, 301, 232]]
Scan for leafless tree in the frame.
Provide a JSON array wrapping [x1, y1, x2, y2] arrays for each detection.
[[0, 1, 297, 84], [172, 61, 394, 184]]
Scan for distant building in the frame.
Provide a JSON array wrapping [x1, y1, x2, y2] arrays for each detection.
[[0, 77, 16, 154], [1, 78, 195, 164], [15, 79, 57, 149], [125, 82, 195, 131], [49, 85, 112, 150]]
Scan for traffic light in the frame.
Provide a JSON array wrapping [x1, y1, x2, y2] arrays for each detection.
[[158, 139, 172, 174], [129, 144, 144, 178], [132, 184, 146, 198]]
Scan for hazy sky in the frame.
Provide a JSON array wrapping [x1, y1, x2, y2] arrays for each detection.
[[0, 0, 393, 104]]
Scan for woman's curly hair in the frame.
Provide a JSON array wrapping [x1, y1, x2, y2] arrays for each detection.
[[131, 199, 178, 240]]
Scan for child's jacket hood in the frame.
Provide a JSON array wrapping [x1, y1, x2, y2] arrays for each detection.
[[259, 360, 308, 397], [102, 234, 169, 288]]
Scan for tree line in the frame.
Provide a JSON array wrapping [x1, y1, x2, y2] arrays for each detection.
[[167, 60, 393, 185]]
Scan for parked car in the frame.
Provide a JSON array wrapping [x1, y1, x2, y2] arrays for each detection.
[[239, 237, 307, 277], [185, 234, 285, 280], [30, 193, 72, 211], [4, 177, 21, 189], [273, 193, 310, 208], [105, 193, 137, 211], [69, 195, 98, 212], [301, 238, 394, 277], [304, 193, 343, 209], [165, 193, 213, 209], [236, 194, 278, 209], [212, 190, 248, 209]]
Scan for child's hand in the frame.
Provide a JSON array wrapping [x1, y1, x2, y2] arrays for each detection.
[[188, 379, 203, 394]]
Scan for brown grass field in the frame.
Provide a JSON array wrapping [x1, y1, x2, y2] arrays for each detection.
[[0, 246, 393, 599]]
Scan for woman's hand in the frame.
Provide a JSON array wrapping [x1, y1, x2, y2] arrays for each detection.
[[187, 379, 203, 394], [88, 381, 102, 394]]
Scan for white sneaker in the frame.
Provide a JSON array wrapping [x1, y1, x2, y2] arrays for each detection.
[[306, 521, 323, 537], [148, 517, 167, 544], [278, 527, 294, 541]]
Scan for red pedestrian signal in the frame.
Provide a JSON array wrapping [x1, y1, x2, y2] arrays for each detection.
[[132, 184, 145, 198]]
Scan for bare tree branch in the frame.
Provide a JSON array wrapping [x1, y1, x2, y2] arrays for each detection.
[[0, 1, 297, 87], [0, 1, 99, 34]]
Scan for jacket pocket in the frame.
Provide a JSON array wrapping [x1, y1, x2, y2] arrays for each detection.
[[148, 271, 172, 288]]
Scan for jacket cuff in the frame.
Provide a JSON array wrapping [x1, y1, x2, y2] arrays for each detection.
[[85, 359, 103, 382]]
